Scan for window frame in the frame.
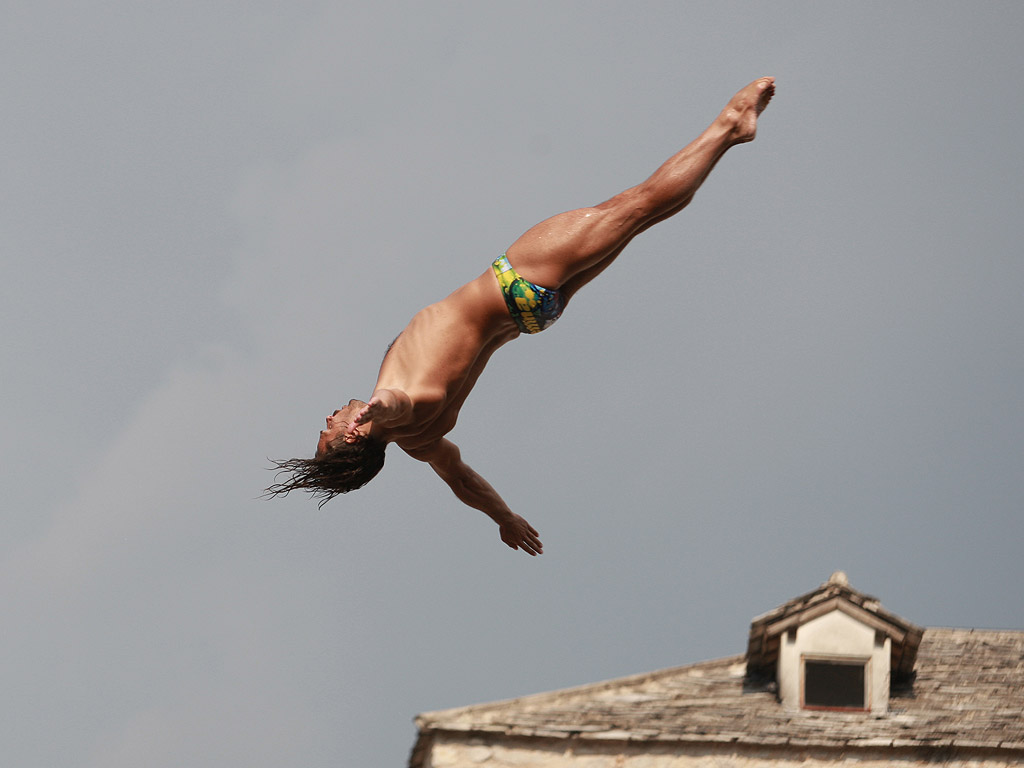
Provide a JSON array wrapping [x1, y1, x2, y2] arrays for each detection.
[[800, 654, 871, 712]]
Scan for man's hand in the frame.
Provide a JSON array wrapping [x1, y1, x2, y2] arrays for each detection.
[[499, 512, 544, 556], [348, 398, 383, 434], [347, 389, 412, 437]]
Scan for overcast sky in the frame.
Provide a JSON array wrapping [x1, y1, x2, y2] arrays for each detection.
[[4, 2, 1023, 765]]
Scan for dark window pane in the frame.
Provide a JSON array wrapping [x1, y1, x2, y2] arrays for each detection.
[[805, 661, 865, 709]]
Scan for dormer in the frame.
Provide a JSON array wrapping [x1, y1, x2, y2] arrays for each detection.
[[745, 572, 924, 713]]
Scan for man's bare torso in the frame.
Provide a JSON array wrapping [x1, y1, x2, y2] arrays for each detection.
[[373, 269, 519, 451]]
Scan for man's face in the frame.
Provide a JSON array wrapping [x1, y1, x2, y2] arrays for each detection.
[[315, 399, 368, 457]]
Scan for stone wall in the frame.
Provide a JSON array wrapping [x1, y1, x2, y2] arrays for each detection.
[[423, 737, 1024, 768]]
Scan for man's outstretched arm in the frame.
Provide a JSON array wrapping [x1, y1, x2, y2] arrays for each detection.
[[404, 439, 543, 556]]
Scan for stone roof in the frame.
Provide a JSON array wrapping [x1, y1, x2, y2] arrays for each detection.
[[411, 627, 1024, 765]]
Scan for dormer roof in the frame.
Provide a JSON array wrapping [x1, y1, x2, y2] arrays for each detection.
[[745, 571, 925, 681]]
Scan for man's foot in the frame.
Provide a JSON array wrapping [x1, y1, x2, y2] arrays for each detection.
[[719, 76, 775, 145]]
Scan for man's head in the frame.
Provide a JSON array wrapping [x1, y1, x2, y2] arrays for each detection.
[[315, 400, 371, 456], [265, 401, 386, 506]]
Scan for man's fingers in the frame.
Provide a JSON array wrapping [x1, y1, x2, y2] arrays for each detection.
[[500, 520, 542, 556], [520, 536, 541, 556]]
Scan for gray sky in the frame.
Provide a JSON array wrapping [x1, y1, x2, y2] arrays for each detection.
[[3, 1, 1023, 764]]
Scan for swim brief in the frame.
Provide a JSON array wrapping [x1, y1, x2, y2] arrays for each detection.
[[491, 253, 565, 334]]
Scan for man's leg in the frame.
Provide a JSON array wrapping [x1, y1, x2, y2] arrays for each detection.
[[504, 77, 774, 299]]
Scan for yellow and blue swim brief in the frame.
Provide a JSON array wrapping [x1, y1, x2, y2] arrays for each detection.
[[492, 253, 565, 334]]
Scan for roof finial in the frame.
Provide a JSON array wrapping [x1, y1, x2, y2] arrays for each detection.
[[827, 570, 849, 587]]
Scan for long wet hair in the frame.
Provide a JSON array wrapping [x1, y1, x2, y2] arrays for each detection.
[[264, 436, 386, 508]]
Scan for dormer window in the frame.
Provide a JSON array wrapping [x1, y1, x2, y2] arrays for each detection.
[[745, 572, 924, 715], [802, 657, 868, 710]]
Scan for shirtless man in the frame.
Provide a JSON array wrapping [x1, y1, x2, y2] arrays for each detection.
[[267, 77, 775, 556]]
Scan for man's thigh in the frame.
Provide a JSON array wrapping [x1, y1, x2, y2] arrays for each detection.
[[504, 194, 643, 289]]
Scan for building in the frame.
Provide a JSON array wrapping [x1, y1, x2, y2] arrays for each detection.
[[409, 573, 1024, 767]]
